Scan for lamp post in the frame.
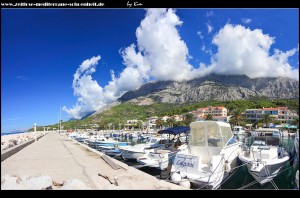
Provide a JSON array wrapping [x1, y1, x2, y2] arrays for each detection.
[[34, 123, 37, 141]]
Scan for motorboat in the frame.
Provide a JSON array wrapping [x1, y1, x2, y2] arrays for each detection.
[[239, 135, 289, 185], [84, 134, 107, 147], [74, 133, 89, 142], [170, 121, 242, 189], [119, 136, 165, 160], [103, 145, 132, 157], [136, 126, 190, 172], [251, 128, 281, 137], [94, 137, 130, 151], [233, 126, 246, 135]]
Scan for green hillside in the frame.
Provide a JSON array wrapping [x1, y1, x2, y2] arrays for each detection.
[[30, 98, 299, 131]]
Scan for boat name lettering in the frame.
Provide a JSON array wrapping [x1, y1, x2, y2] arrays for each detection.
[[176, 159, 194, 168]]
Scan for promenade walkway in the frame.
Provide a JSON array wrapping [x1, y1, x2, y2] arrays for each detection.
[[1, 132, 186, 190]]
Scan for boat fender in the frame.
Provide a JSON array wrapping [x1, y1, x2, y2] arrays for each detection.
[[171, 172, 181, 184]]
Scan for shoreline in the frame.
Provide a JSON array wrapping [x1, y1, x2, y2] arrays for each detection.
[[1, 131, 27, 136]]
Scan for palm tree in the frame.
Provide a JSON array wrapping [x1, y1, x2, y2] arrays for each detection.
[[185, 113, 193, 121], [205, 113, 214, 120], [292, 116, 299, 128], [231, 109, 243, 126], [262, 114, 274, 128], [166, 118, 176, 127], [229, 117, 237, 127], [155, 118, 164, 129], [136, 120, 144, 130]]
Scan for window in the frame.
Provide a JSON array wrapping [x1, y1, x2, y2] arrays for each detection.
[[189, 124, 206, 146], [227, 136, 237, 146], [221, 127, 232, 147], [207, 124, 222, 147]]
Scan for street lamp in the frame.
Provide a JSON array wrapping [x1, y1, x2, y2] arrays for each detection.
[[34, 123, 37, 141]]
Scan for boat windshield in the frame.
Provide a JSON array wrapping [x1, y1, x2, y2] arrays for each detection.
[[253, 140, 266, 146], [147, 138, 158, 144], [189, 121, 232, 147], [253, 136, 279, 146]]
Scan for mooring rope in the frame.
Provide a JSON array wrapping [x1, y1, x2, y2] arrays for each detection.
[[237, 180, 258, 190]]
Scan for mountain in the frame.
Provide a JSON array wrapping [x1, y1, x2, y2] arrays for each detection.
[[117, 74, 299, 105], [91, 101, 121, 116]]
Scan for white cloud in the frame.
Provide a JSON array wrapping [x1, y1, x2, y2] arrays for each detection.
[[63, 11, 298, 119], [201, 44, 206, 51], [129, 8, 203, 81], [197, 31, 204, 39], [63, 55, 106, 119], [207, 23, 214, 34], [208, 24, 299, 80], [241, 18, 252, 24], [64, 8, 205, 119]]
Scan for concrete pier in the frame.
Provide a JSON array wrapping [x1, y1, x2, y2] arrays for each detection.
[[1, 132, 187, 190]]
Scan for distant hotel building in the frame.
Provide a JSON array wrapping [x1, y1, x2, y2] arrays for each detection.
[[196, 106, 228, 117], [124, 119, 144, 129], [244, 107, 298, 124], [195, 106, 228, 122]]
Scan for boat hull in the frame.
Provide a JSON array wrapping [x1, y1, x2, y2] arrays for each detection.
[[120, 149, 146, 160], [137, 151, 177, 170], [239, 155, 289, 185]]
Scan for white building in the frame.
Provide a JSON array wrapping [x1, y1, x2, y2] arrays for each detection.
[[244, 107, 298, 124], [196, 106, 228, 117]]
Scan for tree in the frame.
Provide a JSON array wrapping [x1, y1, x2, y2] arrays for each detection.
[[205, 114, 214, 120], [173, 121, 186, 127], [155, 118, 164, 129], [184, 113, 194, 125], [273, 120, 281, 125], [292, 116, 299, 128], [262, 114, 274, 128], [231, 109, 243, 126], [136, 120, 144, 130], [229, 117, 237, 127], [166, 118, 176, 127]]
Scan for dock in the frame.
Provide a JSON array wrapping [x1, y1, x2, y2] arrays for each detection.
[[1, 132, 187, 190]]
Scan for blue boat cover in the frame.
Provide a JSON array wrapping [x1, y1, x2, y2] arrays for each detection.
[[158, 126, 190, 135]]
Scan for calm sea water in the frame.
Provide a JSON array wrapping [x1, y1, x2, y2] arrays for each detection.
[[114, 135, 299, 190], [1, 131, 27, 136]]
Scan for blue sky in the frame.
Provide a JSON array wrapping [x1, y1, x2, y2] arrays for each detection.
[[1, 8, 299, 133]]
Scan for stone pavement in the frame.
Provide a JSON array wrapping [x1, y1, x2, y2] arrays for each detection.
[[1, 132, 187, 190]]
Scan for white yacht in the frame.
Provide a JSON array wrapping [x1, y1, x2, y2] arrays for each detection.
[[84, 134, 107, 147], [119, 136, 165, 160], [170, 121, 241, 189], [251, 128, 281, 137], [239, 135, 289, 185], [233, 126, 246, 135], [136, 126, 190, 172]]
